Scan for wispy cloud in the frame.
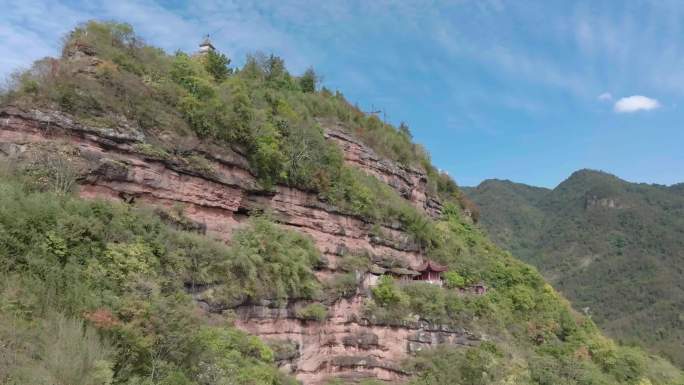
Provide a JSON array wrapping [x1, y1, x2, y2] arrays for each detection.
[[598, 92, 613, 101], [614, 95, 660, 113]]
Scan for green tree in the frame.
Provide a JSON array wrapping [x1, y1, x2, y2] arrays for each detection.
[[371, 276, 408, 308], [204, 50, 232, 82], [299, 67, 318, 93], [398, 121, 412, 139], [265, 54, 286, 81]]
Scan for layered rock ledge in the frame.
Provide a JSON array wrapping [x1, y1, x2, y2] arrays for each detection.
[[322, 120, 442, 218]]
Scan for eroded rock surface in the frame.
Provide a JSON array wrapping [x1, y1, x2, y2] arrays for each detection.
[[322, 121, 442, 218], [0, 106, 475, 384], [233, 297, 478, 384]]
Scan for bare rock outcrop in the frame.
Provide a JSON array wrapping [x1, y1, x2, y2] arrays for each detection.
[[322, 121, 442, 218], [585, 194, 624, 209], [232, 297, 478, 384]]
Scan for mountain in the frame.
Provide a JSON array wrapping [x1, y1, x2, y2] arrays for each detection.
[[461, 179, 549, 258], [0, 21, 682, 385], [465, 169, 684, 367]]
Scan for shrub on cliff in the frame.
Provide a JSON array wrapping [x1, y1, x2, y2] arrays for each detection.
[[225, 217, 322, 303], [365, 276, 413, 323], [402, 282, 448, 323], [371, 275, 410, 309], [294, 303, 328, 322], [324, 272, 359, 300]]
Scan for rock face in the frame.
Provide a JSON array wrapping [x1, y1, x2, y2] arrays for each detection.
[[0, 106, 473, 384], [585, 195, 622, 209], [322, 121, 442, 219], [232, 297, 478, 384]]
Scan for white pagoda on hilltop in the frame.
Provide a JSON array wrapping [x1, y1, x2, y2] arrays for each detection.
[[198, 35, 215, 55]]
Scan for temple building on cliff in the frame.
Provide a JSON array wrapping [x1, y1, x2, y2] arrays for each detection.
[[361, 259, 449, 289], [413, 259, 448, 286]]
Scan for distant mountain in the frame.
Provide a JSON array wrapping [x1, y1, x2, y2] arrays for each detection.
[[464, 169, 684, 366], [461, 180, 549, 259]]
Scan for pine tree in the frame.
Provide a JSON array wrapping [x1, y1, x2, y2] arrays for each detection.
[[204, 50, 231, 82]]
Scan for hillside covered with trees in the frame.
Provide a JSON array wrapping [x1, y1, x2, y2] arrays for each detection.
[[464, 170, 684, 367], [0, 21, 682, 385]]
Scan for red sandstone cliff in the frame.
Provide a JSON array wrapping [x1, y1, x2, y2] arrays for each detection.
[[0, 106, 476, 384]]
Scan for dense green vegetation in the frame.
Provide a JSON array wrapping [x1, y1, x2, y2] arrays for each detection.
[[359, 207, 683, 384], [0, 171, 307, 384], [464, 170, 684, 367], [1, 21, 682, 384]]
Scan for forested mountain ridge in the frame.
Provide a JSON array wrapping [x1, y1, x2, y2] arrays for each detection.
[[464, 169, 684, 367], [461, 179, 549, 257], [0, 21, 682, 385]]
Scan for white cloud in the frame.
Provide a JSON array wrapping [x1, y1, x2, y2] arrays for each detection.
[[613, 95, 661, 113], [598, 92, 612, 101]]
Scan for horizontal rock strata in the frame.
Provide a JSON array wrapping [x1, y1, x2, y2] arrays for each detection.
[[0, 107, 472, 384], [321, 120, 442, 218]]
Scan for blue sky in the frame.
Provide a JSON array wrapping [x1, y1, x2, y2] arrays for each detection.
[[2, 0, 683, 188]]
